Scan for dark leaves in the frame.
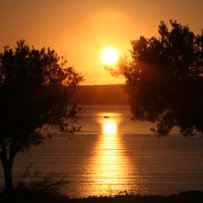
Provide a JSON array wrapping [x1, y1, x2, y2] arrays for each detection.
[[117, 20, 203, 136], [0, 40, 83, 153]]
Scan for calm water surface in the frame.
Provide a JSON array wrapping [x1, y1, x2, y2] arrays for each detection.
[[1, 105, 203, 197]]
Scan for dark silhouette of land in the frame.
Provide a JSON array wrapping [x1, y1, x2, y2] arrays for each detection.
[[1, 190, 203, 203], [77, 84, 128, 105]]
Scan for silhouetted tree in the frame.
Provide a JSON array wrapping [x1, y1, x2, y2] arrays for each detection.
[[114, 20, 203, 136], [0, 40, 83, 192]]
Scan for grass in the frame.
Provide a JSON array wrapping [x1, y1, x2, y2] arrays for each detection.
[[1, 188, 203, 203]]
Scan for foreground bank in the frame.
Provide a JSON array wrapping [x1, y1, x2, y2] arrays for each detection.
[[1, 190, 203, 203]]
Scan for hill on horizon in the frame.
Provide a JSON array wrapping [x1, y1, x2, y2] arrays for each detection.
[[77, 84, 129, 105]]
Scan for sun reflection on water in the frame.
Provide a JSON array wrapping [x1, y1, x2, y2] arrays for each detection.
[[102, 119, 117, 135], [89, 113, 132, 195]]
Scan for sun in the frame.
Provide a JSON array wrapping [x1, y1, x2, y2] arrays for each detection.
[[101, 48, 119, 65]]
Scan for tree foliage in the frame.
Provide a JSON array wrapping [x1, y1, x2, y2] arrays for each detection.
[[116, 20, 203, 136], [0, 40, 83, 191]]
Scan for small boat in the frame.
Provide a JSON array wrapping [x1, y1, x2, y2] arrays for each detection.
[[104, 116, 109, 118]]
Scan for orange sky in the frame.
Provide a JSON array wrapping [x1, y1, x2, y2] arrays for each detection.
[[1, 0, 203, 85]]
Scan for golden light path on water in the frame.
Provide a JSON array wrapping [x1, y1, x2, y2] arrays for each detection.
[[88, 112, 135, 195]]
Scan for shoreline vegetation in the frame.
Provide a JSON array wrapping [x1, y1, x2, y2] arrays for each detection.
[[0, 176, 203, 203], [1, 175, 202, 202], [1, 189, 203, 203]]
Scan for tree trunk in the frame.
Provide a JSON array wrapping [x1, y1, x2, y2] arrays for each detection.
[[2, 160, 13, 192]]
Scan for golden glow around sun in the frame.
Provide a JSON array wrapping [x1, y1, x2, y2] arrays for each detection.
[[101, 48, 119, 65]]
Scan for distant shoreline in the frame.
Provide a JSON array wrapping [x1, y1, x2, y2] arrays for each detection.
[[77, 84, 129, 105]]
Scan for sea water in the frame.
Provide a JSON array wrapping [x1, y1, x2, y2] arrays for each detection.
[[1, 105, 203, 197]]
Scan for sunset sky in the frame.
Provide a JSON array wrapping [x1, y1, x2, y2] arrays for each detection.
[[1, 0, 203, 85]]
